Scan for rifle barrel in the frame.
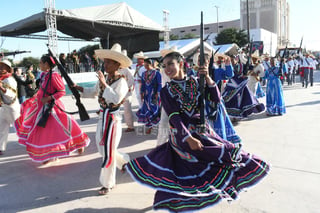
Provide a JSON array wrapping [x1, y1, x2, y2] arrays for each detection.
[[199, 11, 205, 133]]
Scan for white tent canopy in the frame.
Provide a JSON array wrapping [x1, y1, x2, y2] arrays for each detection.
[[0, 2, 164, 54], [213, 43, 239, 56]]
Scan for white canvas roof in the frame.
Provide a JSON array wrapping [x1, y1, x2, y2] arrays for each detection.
[[0, 3, 163, 54], [0, 2, 163, 39]]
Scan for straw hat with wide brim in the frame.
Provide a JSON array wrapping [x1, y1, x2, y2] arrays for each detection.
[[133, 51, 148, 59], [0, 59, 12, 70], [160, 46, 182, 59], [214, 53, 227, 62], [251, 50, 260, 60], [95, 43, 132, 68]]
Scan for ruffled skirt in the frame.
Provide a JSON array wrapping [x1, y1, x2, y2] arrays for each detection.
[[15, 96, 90, 162]]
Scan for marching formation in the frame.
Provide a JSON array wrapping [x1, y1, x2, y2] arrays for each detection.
[[0, 38, 318, 212]]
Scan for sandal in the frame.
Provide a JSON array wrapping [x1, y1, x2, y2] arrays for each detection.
[[121, 163, 127, 173], [98, 187, 110, 195], [42, 158, 58, 165], [125, 128, 135, 132], [78, 147, 85, 155], [145, 127, 152, 135]]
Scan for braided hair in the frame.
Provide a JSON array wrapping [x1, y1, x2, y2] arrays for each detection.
[[40, 54, 56, 69]]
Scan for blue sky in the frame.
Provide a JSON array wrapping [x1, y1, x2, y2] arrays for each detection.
[[0, 0, 319, 60]]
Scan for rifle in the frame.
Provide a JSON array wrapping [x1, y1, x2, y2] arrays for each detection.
[[243, 38, 253, 76], [208, 47, 221, 77], [199, 11, 205, 133], [279, 43, 288, 76], [297, 36, 303, 55], [1, 50, 31, 57], [37, 70, 54, 128], [37, 97, 55, 128], [47, 45, 90, 121]]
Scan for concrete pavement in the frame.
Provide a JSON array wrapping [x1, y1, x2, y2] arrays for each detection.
[[1, 71, 320, 213]]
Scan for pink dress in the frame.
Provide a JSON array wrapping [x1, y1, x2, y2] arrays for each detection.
[[15, 70, 90, 162]]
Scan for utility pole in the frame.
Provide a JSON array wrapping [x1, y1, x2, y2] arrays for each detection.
[[44, 0, 58, 55], [246, 0, 250, 42], [163, 10, 170, 48], [214, 5, 219, 34]]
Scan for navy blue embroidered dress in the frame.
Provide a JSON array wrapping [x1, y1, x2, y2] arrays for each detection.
[[264, 66, 286, 115], [126, 76, 270, 212], [222, 63, 265, 119], [136, 69, 162, 127]]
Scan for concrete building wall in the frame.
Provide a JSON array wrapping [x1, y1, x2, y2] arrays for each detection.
[[169, 20, 240, 39], [240, 0, 289, 46], [250, 28, 278, 56]]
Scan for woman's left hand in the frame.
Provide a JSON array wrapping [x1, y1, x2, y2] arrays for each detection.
[[197, 64, 209, 78], [198, 64, 216, 86], [41, 96, 52, 105]]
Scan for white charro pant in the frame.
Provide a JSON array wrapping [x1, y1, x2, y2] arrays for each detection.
[[96, 110, 129, 188], [0, 104, 19, 151], [122, 96, 134, 129], [134, 80, 142, 108]]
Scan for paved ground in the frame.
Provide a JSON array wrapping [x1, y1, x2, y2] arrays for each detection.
[[1, 72, 320, 213]]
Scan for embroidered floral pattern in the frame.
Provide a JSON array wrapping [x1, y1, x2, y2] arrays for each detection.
[[168, 76, 199, 113], [143, 69, 157, 85], [98, 74, 125, 109]]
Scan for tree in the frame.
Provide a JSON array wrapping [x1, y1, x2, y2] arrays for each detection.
[[181, 33, 197, 39], [215, 28, 248, 47], [17, 57, 40, 70], [170, 34, 179, 40]]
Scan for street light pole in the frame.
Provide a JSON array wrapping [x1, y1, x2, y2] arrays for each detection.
[[214, 5, 219, 34], [246, 0, 250, 42]]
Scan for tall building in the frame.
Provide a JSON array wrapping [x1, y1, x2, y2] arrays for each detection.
[[240, 0, 289, 47]]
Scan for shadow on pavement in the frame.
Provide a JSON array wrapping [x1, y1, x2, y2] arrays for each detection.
[[65, 206, 153, 213], [239, 111, 271, 122], [286, 100, 320, 108]]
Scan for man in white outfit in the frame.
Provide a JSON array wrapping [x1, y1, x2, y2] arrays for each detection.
[[131, 51, 147, 108], [0, 60, 20, 155], [247, 53, 265, 95], [74, 44, 131, 195], [119, 50, 135, 132]]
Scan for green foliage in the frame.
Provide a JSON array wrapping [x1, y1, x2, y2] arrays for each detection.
[[170, 34, 179, 40], [181, 33, 197, 39], [16, 57, 40, 70], [215, 28, 248, 47]]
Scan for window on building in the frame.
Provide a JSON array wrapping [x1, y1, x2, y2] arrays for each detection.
[[205, 27, 209, 30], [191, 29, 197, 32], [180, 30, 185, 33]]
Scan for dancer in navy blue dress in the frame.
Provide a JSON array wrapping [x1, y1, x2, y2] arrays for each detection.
[[223, 55, 265, 119], [136, 58, 161, 133], [264, 58, 286, 115], [126, 49, 270, 212]]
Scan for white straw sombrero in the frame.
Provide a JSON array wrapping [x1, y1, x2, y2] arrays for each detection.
[[95, 43, 132, 68]]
